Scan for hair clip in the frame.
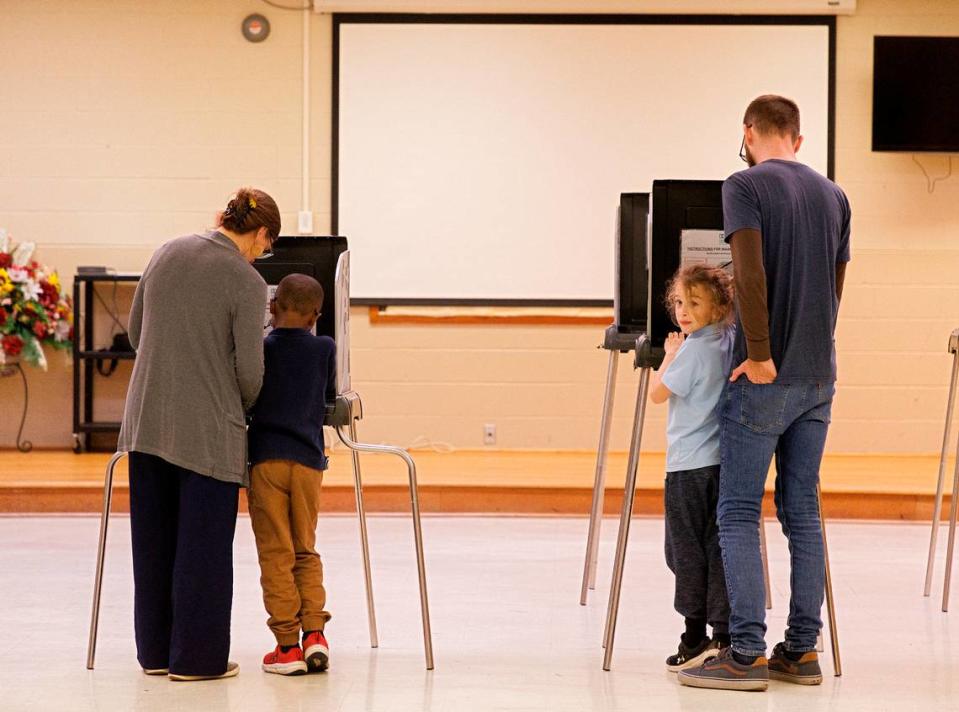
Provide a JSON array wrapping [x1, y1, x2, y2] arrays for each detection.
[[249, 197, 257, 209]]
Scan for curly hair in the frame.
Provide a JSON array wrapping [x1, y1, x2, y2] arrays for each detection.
[[664, 263, 735, 326]]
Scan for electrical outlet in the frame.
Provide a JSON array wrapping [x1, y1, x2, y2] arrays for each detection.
[[483, 423, 496, 445], [297, 210, 313, 234]]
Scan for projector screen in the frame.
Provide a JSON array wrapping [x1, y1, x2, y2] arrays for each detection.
[[334, 16, 834, 304]]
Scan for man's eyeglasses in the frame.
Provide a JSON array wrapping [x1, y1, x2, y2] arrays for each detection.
[[259, 233, 276, 260]]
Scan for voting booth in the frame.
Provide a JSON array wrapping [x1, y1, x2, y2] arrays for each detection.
[[85, 237, 434, 672], [579, 183, 841, 675], [254, 237, 432, 667], [253, 236, 349, 401]]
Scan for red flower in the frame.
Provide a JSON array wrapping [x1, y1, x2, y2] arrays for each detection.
[[2, 334, 23, 356], [33, 321, 47, 339], [0, 253, 11, 269], [0, 307, 8, 324], [39, 281, 58, 308]]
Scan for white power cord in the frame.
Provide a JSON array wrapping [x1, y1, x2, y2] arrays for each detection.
[[325, 427, 455, 454], [912, 154, 954, 194]]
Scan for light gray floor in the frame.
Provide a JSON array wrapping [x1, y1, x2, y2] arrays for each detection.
[[1, 514, 958, 711]]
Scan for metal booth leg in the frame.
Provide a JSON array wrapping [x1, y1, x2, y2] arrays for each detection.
[[86, 451, 127, 669], [818, 483, 842, 676], [336, 426, 435, 671], [349, 419, 379, 648], [941, 436, 959, 613], [759, 518, 772, 610], [581, 350, 620, 605], [926, 349, 959, 596], [602, 367, 651, 670]]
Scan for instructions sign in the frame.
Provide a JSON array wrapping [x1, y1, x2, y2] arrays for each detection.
[[680, 229, 732, 271]]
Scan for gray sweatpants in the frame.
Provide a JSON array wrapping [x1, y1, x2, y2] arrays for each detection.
[[664, 464, 730, 635]]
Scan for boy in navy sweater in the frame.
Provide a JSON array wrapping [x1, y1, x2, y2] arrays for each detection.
[[248, 273, 336, 676]]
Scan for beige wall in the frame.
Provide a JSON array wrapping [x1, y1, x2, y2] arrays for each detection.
[[2, 0, 958, 455]]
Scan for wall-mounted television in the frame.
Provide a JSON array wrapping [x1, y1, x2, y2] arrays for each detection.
[[873, 36, 959, 152]]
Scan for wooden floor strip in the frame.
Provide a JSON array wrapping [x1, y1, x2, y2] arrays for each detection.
[[0, 449, 949, 520]]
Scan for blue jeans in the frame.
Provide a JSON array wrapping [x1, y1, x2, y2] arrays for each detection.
[[717, 380, 835, 657]]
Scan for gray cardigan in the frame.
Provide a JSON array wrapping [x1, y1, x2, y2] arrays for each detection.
[[118, 231, 267, 486]]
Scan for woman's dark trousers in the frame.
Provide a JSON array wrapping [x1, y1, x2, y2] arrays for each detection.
[[128, 451, 239, 676]]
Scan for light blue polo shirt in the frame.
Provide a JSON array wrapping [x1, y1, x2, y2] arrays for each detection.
[[661, 323, 735, 473]]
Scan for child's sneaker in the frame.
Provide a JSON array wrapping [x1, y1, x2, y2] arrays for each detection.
[[302, 630, 330, 672], [768, 642, 823, 685], [262, 645, 307, 676], [666, 635, 722, 672]]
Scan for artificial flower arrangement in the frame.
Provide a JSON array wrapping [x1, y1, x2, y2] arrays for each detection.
[[0, 229, 73, 370]]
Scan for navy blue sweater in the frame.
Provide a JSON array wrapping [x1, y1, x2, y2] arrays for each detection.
[[248, 328, 336, 471]]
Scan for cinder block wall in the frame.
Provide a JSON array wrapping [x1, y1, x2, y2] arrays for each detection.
[[1, 0, 958, 455]]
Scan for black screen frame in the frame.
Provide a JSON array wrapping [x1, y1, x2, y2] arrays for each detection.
[[332, 13, 837, 307]]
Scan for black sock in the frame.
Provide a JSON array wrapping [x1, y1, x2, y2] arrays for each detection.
[[713, 632, 731, 647], [732, 650, 758, 666], [684, 618, 707, 646], [280, 644, 298, 653], [783, 648, 806, 661]]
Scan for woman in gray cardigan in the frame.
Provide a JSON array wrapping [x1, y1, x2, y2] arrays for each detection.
[[118, 188, 278, 681]]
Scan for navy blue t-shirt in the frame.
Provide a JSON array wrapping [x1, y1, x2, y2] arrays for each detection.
[[722, 159, 851, 383], [248, 328, 336, 471]]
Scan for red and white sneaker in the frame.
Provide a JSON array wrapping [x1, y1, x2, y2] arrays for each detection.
[[262, 645, 307, 676], [302, 630, 330, 672]]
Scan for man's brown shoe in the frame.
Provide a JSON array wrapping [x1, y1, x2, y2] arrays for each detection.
[[768, 643, 823, 685], [678, 647, 769, 691]]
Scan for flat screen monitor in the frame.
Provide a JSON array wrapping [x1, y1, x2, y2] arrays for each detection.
[[873, 36, 959, 152]]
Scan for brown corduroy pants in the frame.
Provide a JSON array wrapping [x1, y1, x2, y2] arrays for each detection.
[[249, 460, 331, 646]]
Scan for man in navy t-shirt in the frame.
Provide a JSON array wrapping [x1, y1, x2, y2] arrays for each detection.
[[247, 273, 336, 676], [679, 95, 850, 692]]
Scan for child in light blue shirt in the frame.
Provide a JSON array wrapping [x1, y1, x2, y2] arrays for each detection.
[[649, 264, 735, 672]]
